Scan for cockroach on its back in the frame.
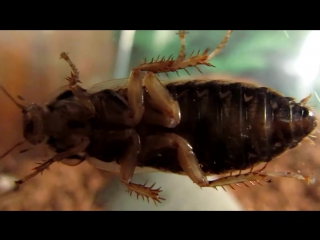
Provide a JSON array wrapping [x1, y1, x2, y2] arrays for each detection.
[[0, 30, 317, 204]]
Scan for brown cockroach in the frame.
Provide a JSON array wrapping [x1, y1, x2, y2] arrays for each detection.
[[0, 30, 317, 204]]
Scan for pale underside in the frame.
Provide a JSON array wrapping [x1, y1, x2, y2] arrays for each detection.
[[86, 156, 158, 174], [85, 156, 220, 182]]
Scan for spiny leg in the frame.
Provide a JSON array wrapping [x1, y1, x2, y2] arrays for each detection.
[[143, 97, 180, 128], [133, 30, 233, 75], [60, 52, 95, 117], [176, 30, 233, 71], [207, 30, 233, 60], [126, 30, 231, 126], [173, 30, 232, 63], [126, 69, 180, 128], [15, 135, 90, 187], [117, 130, 140, 182], [127, 31, 231, 128], [127, 31, 185, 128], [141, 133, 208, 187], [172, 30, 232, 67], [173, 30, 187, 66], [143, 72, 181, 128], [205, 163, 315, 191], [116, 129, 164, 204]]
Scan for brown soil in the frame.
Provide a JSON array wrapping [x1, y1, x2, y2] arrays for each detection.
[[0, 157, 110, 210], [231, 134, 320, 210]]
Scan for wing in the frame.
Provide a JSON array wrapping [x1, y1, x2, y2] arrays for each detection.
[[44, 84, 70, 105], [86, 157, 159, 174], [43, 78, 129, 105], [87, 78, 129, 94], [87, 77, 192, 94]]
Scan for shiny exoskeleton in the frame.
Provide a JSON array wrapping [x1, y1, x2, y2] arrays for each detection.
[[0, 30, 317, 203], [139, 80, 316, 174], [49, 80, 316, 174]]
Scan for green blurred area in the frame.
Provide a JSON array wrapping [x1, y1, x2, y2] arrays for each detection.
[[113, 30, 320, 109], [129, 30, 306, 74]]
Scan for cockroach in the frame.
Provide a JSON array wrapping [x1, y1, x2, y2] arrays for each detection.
[[0, 30, 317, 204]]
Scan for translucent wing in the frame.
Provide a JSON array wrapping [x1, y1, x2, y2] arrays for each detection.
[[87, 78, 129, 94], [44, 78, 129, 105], [87, 77, 188, 94], [86, 157, 159, 174], [44, 84, 70, 105]]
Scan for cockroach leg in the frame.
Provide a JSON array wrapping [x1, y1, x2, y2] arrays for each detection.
[[117, 129, 164, 204], [14, 135, 90, 187], [59, 52, 80, 84], [205, 171, 269, 190], [141, 133, 208, 187], [14, 157, 55, 187], [60, 52, 95, 117], [132, 30, 232, 76], [126, 69, 181, 128], [205, 167, 315, 190], [127, 30, 232, 128], [143, 72, 181, 128], [143, 95, 180, 128], [127, 70, 144, 126], [173, 30, 187, 66], [125, 181, 164, 205], [207, 30, 233, 60], [259, 171, 315, 185], [118, 130, 141, 183]]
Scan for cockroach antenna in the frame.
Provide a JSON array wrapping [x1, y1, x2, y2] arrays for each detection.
[[0, 86, 26, 110], [0, 141, 25, 160], [0, 86, 28, 159], [300, 94, 312, 106]]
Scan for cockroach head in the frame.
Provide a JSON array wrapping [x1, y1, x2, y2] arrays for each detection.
[[22, 103, 46, 145], [1, 86, 46, 145]]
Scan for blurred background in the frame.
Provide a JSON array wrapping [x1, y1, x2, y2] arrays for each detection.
[[0, 30, 319, 210]]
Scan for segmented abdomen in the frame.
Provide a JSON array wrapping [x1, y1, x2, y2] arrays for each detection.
[[141, 80, 291, 174]]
